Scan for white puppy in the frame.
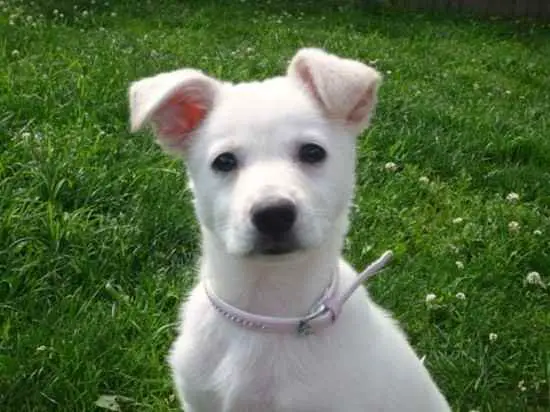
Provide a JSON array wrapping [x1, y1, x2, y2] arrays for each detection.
[[129, 48, 451, 411]]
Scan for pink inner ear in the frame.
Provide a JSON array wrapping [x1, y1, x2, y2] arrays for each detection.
[[296, 63, 328, 113], [154, 91, 207, 147], [347, 86, 375, 124]]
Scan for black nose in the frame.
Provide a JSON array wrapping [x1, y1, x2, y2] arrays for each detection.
[[251, 199, 297, 236]]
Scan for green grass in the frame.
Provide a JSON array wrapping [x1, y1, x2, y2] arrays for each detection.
[[1, 0, 549, 410]]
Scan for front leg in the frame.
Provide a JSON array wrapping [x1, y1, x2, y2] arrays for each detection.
[[171, 367, 223, 412], [177, 392, 223, 412]]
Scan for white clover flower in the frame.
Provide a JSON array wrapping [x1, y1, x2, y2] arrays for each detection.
[[82, 10, 89, 17], [455, 261, 464, 270], [526, 271, 541, 284], [508, 221, 520, 232], [110, 11, 117, 17], [419, 176, 430, 184], [525, 271, 545, 288], [11, 49, 19, 56], [386, 70, 392, 75], [53, 8, 58, 14], [489, 332, 498, 343], [505, 90, 512, 95], [425, 293, 437, 303], [517, 380, 527, 392], [384, 162, 398, 172], [21, 132, 31, 139], [452, 217, 464, 224], [506, 192, 520, 202], [455, 292, 466, 300], [533, 229, 542, 236]]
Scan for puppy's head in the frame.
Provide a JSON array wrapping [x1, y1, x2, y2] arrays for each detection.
[[129, 48, 381, 257]]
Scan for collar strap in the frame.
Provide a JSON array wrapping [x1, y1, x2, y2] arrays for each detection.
[[204, 250, 393, 336]]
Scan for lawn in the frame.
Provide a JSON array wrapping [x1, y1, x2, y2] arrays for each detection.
[[1, 0, 549, 411]]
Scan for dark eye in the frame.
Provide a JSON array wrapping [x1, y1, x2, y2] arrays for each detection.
[[298, 143, 327, 164], [212, 152, 238, 173]]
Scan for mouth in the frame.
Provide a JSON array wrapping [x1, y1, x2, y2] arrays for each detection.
[[251, 235, 301, 256]]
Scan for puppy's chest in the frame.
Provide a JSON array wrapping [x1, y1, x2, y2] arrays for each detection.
[[174, 298, 336, 411]]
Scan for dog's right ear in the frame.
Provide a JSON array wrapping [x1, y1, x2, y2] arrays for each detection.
[[128, 69, 220, 154]]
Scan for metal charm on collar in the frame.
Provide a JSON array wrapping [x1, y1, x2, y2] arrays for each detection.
[[297, 320, 313, 336]]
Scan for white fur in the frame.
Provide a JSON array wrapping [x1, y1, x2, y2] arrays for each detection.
[[130, 48, 451, 411]]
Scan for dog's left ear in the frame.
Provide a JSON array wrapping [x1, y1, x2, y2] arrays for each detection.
[[287, 48, 382, 132]]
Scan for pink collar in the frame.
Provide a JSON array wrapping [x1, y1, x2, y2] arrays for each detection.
[[204, 251, 393, 336]]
